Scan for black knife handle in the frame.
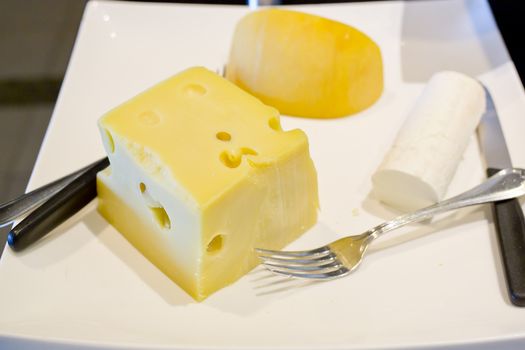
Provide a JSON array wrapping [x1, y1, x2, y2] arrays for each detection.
[[487, 167, 525, 306], [7, 158, 109, 252], [0, 157, 108, 228]]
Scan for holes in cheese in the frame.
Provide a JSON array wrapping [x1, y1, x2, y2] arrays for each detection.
[[149, 206, 171, 230], [219, 147, 258, 168], [216, 131, 232, 141], [139, 182, 159, 206], [220, 151, 241, 168], [268, 117, 281, 131], [137, 111, 161, 126], [206, 234, 224, 253], [184, 83, 207, 97], [104, 129, 115, 153], [372, 71, 485, 212], [138, 182, 171, 229], [240, 147, 257, 156]]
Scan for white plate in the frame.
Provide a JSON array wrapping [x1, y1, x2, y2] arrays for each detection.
[[1, 0, 525, 349]]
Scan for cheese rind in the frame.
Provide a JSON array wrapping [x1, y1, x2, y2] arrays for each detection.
[[226, 8, 383, 118], [97, 67, 318, 300], [372, 71, 485, 212]]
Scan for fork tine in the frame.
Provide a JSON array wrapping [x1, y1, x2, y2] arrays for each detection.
[[257, 252, 337, 266], [262, 259, 343, 272], [264, 264, 350, 280], [255, 246, 330, 258]]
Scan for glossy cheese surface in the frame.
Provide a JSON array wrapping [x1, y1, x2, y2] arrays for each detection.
[[226, 9, 383, 118], [97, 67, 319, 300]]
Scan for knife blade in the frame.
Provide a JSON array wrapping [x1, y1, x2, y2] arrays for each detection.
[[477, 86, 525, 306]]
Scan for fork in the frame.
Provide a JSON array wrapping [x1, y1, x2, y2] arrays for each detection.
[[256, 168, 525, 280]]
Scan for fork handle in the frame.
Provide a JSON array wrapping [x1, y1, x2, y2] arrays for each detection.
[[371, 168, 525, 237], [487, 168, 525, 306]]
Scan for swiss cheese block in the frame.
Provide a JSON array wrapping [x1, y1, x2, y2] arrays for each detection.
[[226, 9, 383, 118], [97, 67, 319, 301], [372, 71, 485, 212]]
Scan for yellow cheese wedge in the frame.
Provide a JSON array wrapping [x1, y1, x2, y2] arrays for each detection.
[[97, 67, 319, 301], [226, 8, 383, 118]]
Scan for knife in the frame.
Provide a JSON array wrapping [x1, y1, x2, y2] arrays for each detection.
[[477, 86, 525, 306], [7, 157, 109, 251], [0, 158, 108, 229]]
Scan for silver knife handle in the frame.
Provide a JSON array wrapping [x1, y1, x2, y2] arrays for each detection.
[[488, 168, 525, 306]]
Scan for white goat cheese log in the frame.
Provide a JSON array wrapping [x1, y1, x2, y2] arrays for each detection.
[[372, 71, 486, 212]]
